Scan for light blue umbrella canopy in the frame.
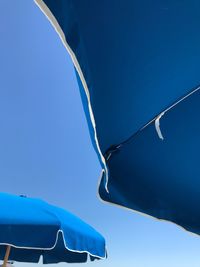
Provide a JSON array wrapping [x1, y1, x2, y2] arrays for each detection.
[[35, 0, 200, 235], [0, 192, 106, 264]]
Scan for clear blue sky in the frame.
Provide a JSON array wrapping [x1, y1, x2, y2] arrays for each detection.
[[1, 1, 200, 266]]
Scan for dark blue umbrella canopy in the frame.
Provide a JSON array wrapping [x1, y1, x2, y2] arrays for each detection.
[[0, 193, 106, 264], [35, 0, 200, 235]]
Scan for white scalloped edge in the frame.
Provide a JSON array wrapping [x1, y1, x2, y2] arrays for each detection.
[[0, 229, 106, 261]]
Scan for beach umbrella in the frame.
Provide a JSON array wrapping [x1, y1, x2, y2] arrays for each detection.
[[0, 192, 106, 266], [35, 1, 200, 235]]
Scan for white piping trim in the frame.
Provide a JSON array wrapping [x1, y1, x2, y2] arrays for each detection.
[[0, 229, 106, 260], [34, 0, 109, 193], [155, 112, 165, 140]]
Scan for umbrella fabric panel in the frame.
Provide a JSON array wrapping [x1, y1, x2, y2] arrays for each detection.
[[99, 88, 200, 235], [40, 0, 200, 154], [0, 194, 60, 248], [0, 193, 106, 260]]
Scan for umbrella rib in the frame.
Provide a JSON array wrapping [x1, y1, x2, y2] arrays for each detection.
[[3, 246, 11, 267], [104, 83, 200, 160]]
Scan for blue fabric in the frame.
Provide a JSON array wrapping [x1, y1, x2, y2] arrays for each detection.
[[0, 193, 106, 263], [100, 89, 200, 235], [38, 0, 200, 235]]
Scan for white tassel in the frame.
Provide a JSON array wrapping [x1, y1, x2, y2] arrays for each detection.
[[155, 112, 165, 140]]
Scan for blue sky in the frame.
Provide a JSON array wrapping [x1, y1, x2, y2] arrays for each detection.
[[1, 1, 200, 266]]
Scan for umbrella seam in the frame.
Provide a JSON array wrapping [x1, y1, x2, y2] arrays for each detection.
[[104, 83, 200, 159]]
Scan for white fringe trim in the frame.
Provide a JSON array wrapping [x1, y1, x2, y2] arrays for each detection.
[[155, 112, 165, 140]]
